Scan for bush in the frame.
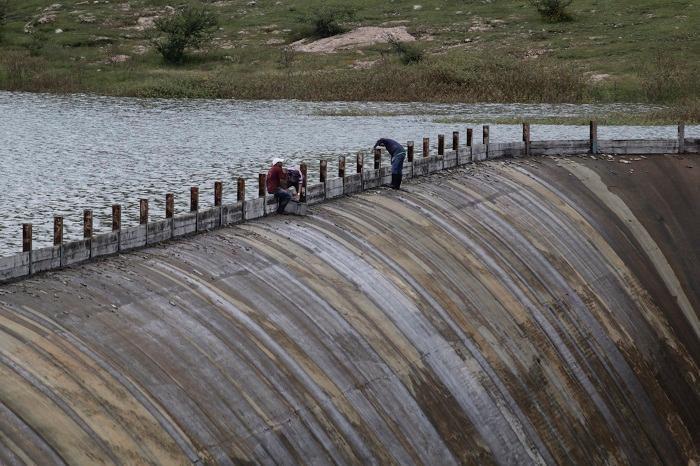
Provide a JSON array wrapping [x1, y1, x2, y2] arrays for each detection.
[[0, 0, 7, 43], [295, 7, 353, 39], [529, 0, 573, 22], [388, 36, 423, 65], [150, 5, 218, 64]]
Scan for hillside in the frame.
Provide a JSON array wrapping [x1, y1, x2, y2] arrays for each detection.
[[0, 0, 698, 116]]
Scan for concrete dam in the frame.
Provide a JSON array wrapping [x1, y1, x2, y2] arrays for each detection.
[[0, 155, 698, 465]]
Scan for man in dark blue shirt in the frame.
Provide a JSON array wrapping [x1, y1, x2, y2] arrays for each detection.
[[373, 138, 406, 189]]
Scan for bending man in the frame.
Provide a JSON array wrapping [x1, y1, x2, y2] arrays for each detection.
[[267, 157, 291, 214], [373, 138, 406, 189]]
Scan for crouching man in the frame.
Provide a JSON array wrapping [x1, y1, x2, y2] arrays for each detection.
[[267, 157, 291, 214]]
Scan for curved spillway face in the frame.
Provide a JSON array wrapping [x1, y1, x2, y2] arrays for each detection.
[[0, 155, 698, 465]]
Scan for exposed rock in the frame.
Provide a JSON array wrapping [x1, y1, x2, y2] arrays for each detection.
[[266, 38, 285, 45], [135, 16, 158, 30], [109, 54, 130, 63], [43, 3, 63, 12], [37, 14, 57, 25], [352, 59, 379, 69], [292, 26, 416, 53], [55, 29, 63, 34], [589, 73, 612, 83], [132, 44, 148, 55], [79, 14, 96, 23], [524, 48, 552, 59]]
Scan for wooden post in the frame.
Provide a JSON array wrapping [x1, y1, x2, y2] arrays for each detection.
[[237, 178, 245, 202], [22, 224, 32, 252], [452, 131, 459, 151], [356, 152, 364, 173], [83, 210, 93, 239], [590, 121, 598, 154], [53, 216, 63, 245], [112, 204, 121, 231], [139, 199, 148, 225], [438, 134, 445, 155], [467, 128, 473, 147], [523, 122, 531, 157], [320, 159, 328, 183], [374, 148, 381, 169], [338, 156, 346, 178], [407, 141, 414, 162], [165, 193, 174, 218], [190, 187, 199, 211], [300, 163, 308, 202], [483, 125, 489, 145], [678, 122, 685, 153], [258, 173, 266, 197], [423, 137, 429, 158], [214, 181, 223, 207]]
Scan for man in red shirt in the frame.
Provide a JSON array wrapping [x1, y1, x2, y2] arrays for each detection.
[[267, 158, 292, 214]]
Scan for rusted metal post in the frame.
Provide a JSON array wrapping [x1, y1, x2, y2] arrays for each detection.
[[214, 181, 223, 207], [356, 152, 364, 173], [237, 178, 245, 202], [53, 216, 63, 245], [300, 162, 308, 202], [438, 134, 445, 155], [320, 159, 328, 183], [258, 173, 266, 197], [678, 122, 685, 153], [22, 224, 32, 252], [338, 156, 346, 178], [407, 141, 414, 162], [590, 121, 598, 154], [139, 199, 148, 225], [483, 125, 490, 145], [467, 128, 473, 147], [190, 187, 199, 211], [374, 148, 381, 169], [83, 210, 93, 239], [452, 131, 459, 151], [165, 193, 174, 218], [523, 122, 531, 157], [112, 204, 121, 231], [423, 137, 429, 158]]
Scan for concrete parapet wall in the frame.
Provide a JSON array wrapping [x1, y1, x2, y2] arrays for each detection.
[[1, 135, 695, 284], [363, 169, 381, 190], [222, 202, 244, 225], [306, 182, 325, 205], [92, 231, 120, 257], [198, 207, 221, 231], [147, 220, 172, 245], [62, 239, 91, 266], [343, 173, 362, 194], [0, 252, 29, 280], [325, 177, 344, 199], [244, 198, 265, 220], [173, 212, 197, 237]]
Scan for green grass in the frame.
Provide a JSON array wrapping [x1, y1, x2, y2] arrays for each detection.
[[0, 0, 698, 118]]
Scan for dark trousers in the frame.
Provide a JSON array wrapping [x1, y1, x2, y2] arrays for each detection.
[[274, 189, 291, 213]]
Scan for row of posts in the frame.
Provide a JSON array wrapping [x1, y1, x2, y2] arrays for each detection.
[[19, 121, 688, 252]]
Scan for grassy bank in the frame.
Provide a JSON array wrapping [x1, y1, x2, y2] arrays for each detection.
[[0, 0, 698, 118]]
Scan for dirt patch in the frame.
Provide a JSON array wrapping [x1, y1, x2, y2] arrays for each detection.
[[291, 26, 415, 53]]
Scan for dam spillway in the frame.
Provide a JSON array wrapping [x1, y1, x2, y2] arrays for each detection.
[[0, 155, 698, 465]]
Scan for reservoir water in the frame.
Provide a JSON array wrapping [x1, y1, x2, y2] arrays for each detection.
[[1, 91, 697, 255]]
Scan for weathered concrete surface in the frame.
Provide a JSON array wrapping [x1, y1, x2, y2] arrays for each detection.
[[0, 155, 698, 465]]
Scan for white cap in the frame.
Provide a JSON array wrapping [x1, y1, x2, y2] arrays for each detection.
[[272, 157, 285, 165]]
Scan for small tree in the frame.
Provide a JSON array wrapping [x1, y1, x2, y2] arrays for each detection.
[[151, 5, 218, 64], [294, 7, 354, 40], [529, 0, 573, 22], [388, 36, 423, 65]]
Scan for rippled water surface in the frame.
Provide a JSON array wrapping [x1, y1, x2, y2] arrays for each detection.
[[1, 92, 697, 255]]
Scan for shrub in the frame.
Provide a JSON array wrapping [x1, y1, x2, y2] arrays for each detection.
[[295, 7, 354, 39], [388, 36, 423, 65], [529, 0, 573, 22], [150, 5, 218, 64], [0, 0, 7, 43]]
